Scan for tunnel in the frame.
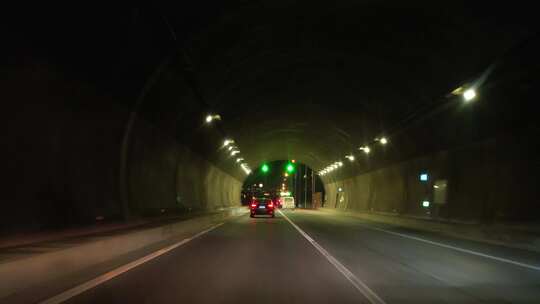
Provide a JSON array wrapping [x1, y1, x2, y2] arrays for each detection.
[[3, 4, 540, 303], [5, 2, 539, 233]]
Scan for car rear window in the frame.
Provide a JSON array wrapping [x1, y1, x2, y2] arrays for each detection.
[[254, 198, 271, 204]]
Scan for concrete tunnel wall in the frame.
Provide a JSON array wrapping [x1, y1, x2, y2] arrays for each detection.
[[323, 132, 540, 222], [3, 62, 242, 234], [129, 118, 243, 215]]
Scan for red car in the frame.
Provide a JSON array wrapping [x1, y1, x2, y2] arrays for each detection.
[[249, 198, 275, 218]]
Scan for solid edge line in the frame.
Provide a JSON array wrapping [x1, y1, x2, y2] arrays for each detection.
[[278, 210, 387, 304], [361, 224, 540, 272], [39, 222, 225, 304]]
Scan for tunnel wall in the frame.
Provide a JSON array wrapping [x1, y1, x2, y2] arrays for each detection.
[[129, 118, 242, 215], [324, 132, 540, 222], [3, 62, 241, 234]]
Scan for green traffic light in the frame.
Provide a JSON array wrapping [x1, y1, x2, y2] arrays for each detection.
[[261, 164, 269, 173], [286, 163, 295, 173]]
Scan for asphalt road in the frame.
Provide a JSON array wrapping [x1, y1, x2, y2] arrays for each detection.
[[60, 209, 540, 304]]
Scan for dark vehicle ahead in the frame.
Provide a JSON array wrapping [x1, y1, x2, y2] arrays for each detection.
[[249, 197, 275, 218]]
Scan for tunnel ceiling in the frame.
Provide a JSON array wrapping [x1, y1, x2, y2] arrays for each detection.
[[171, 1, 536, 180], [13, 2, 537, 182]]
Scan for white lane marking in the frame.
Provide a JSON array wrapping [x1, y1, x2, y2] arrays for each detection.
[[39, 223, 225, 304], [360, 224, 540, 272], [278, 210, 386, 304]]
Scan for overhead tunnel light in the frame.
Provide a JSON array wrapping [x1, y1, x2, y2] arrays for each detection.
[[359, 146, 370, 154], [242, 168, 251, 175], [463, 88, 477, 102], [240, 163, 251, 175], [223, 137, 248, 172], [345, 155, 355, 161], [451, 86, 477, 102], [205, 114, 221, 124]]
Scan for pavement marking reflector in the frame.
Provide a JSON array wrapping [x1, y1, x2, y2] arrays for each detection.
[[362, 224, 540, 272], [278, 210, 387, 304], [39, 222, 225, 304]]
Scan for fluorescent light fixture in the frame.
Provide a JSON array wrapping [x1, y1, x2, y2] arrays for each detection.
[[359, 146, 371, 154], [240, 163, 251, 174], [205, 114, 221, 123], [463, 88, 476, 101]]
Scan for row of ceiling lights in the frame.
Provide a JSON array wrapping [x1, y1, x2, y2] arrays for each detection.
[[204, 86, 477, 177], [318, 87, 477, 176], [206, 115, 252, 175], [318, 136, 388, 176]]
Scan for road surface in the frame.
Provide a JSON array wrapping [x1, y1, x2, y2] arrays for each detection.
[[53, 209, 540, 303]]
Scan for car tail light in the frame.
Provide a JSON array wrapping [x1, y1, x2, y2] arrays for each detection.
[[268, 202, 274, 208], [250, 202, 257, 208]]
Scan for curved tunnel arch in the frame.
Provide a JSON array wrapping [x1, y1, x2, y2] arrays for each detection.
[[124, 2, 538, 215], [160, 3, 498, 179], [5, 3, 540, 233]]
